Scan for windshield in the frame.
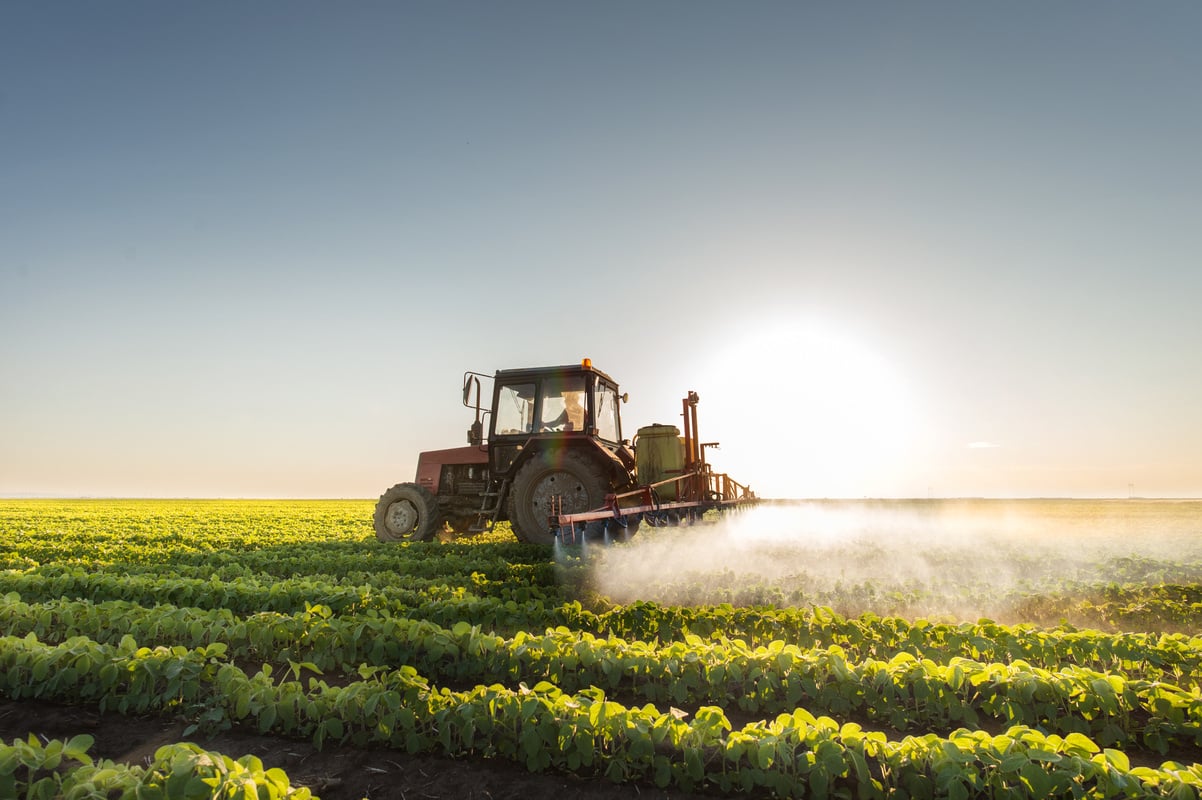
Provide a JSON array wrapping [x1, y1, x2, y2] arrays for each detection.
[[539, 375, 587, 432]]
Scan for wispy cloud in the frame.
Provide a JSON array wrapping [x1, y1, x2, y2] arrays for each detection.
[[968, 441, 1001, 449]]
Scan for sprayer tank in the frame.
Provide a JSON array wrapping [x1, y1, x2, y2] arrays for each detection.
[[635, 424, 686, 500]]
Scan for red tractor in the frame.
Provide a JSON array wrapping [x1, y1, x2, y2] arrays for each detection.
[[373, 359, 755, 545]]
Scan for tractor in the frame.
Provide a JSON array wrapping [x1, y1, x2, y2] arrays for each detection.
[[373, 359, 754, 545]]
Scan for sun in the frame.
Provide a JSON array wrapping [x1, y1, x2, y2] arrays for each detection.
[[701, 318, 922, 499]]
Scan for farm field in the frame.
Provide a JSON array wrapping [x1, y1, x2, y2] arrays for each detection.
[[1, 498, 1201, 799]]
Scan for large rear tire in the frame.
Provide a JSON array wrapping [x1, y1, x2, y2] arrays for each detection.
[[508, 450, 609, 545], [374, 483, 440, 542]]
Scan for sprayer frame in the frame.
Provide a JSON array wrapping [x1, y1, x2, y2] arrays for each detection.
[[552, 390, 756, 543]]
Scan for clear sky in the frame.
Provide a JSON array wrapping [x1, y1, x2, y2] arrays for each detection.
[[3, 2, 1201, 500]]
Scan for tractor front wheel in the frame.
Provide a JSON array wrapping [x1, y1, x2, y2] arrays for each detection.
[[374, 483, 440, 542], [508, 450, 608, 545]]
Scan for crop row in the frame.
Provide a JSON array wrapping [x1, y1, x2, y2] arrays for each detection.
[[0, 500, 367, 555], [1, 500, 534, 566], [0, 569, 563, 630], [2, 632, 1200, 799], [594, 603, 1202, 687], [4, 568, 1201, 685], [4, 596, 1201, 753], [6, 564, 1200, 678], [6, 543, 561, 590], [25, 559, 565, 603], [165, 537, 551, 570], [4, 582, 1199, 692], [0, 733, 313, 800], [1007, 584, 1202, 632], [69, 544, 562, 584]]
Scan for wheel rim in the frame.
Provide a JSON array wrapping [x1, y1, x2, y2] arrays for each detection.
[[528, 470, 590, 517], [385, 500, 419, 536]]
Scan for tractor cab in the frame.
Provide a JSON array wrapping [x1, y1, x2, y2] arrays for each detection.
[[465, 359, 630, 479]]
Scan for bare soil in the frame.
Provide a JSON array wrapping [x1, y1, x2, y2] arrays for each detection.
[[0, 699, 713, 800]]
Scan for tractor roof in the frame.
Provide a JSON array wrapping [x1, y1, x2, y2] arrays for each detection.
[[494, 361, 618, 387]]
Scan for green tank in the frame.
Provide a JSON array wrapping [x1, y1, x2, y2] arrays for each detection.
[[635, 424, 685, 500]]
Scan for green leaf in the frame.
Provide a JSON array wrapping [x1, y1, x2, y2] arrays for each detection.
[[999, 753, 1028, 772], [1064, 732, 1100, 755], [848, 749, 870, 784], [63, 735, 94, 765], [653, 756, 672, 788], [758, 742, 775, 768], [258, 704, 277, 734], [324, 717, 344, 743], [1101, 748, 1130, 771]]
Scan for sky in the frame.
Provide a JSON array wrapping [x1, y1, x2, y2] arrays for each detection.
[[2, 2, 1201, 500]]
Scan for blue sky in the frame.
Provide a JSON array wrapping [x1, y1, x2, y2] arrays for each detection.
[[3, 2, 1201, 498]]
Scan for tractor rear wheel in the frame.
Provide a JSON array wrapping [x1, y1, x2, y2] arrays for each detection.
[[374, 483, 440, 542], [508, 450, 609, 545]]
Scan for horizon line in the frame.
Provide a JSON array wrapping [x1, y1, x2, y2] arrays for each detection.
[[3, 494, 1200, 502]]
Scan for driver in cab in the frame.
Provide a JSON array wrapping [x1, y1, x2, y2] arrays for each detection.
[[546, 390, 586, 431]]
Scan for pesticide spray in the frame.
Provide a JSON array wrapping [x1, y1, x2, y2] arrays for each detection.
[[578, 499, 1202, 623]]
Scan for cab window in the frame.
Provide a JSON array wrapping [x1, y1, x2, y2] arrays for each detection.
[[495, 383, 535, 435], [594, 381, 620, 442]]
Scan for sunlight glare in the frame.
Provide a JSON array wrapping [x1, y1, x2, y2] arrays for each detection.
[[702, 318, 922, 498]]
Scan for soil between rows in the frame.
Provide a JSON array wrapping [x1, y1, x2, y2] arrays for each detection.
[[0, 699, 714, 800]]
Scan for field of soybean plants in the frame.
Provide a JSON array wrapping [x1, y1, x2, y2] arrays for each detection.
[[1, 498, 1201, 799]]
